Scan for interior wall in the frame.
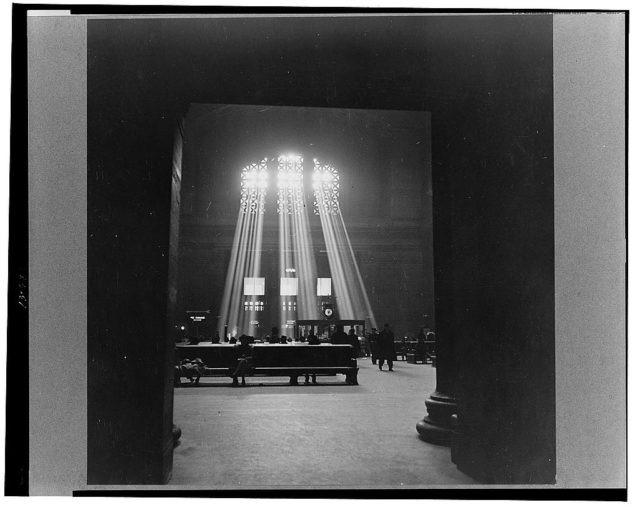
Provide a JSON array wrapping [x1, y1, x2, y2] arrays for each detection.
[[176, 105, 433, 338]]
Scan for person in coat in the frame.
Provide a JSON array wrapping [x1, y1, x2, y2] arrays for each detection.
[[377, 323, 395, 371], [231, 334, 254, 386]]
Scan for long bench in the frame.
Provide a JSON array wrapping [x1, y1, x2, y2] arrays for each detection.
[[175, 343, 359, 385], [406, 342, 436, 364]]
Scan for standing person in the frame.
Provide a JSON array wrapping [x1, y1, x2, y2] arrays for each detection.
[[369, 329, 379, 365], [347, 328, 360, 359], [363, 331, 371, 357], [415, 331, 427, 360], [305, 330, 320, 384], [377, 323, 395, 371], [268, 326, 279, 344], [231, 334, 254, 387], [425, 329, 436, 361]]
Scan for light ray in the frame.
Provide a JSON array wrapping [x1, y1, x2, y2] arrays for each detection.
[[314, 160, 376, 329], [276, 154, 318, 336], [218, 160, 267, 339]]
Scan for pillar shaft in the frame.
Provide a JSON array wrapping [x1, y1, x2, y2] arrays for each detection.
[[416, 332, 457, 445]]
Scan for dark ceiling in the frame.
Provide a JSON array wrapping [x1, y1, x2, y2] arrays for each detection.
[[181, 104, 431, 226]]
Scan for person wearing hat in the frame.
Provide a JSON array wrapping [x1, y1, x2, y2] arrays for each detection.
[[231, 334, 254, 386], [377, 323, 395, 371]]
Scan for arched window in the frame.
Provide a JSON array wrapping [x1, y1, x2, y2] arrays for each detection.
[[276, 154, 305, 215], [312, 159, 340, 215], [239, 159, 268, 215]]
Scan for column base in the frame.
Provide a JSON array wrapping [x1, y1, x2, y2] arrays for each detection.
[[416, 392, 456, 446], [172, 424, 182, 446]]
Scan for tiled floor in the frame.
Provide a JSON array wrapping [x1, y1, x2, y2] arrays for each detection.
[[171, 358, 476, 488]]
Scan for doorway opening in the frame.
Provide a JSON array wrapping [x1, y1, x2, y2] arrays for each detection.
[[168, 104, 448, 486]]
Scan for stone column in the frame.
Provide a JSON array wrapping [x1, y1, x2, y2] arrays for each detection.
[[415, 333, 457, 445], [415, 113, 459, 446]]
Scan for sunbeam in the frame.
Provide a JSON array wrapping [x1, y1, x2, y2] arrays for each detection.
[[218, 154, 374, 339]]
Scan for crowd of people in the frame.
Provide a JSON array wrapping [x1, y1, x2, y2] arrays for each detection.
[[177, 323, 436, 385], [363, 325, 436, 370]]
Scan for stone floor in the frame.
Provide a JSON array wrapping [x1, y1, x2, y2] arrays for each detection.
[[171, 357, 476, 488]]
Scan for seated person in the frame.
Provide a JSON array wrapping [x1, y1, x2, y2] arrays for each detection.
[[307, 331, 320, 345], [177, 358, 205, 385], [231, 335, 254, 387], [330, 325, 348, 345], [229, 336, 237, 345], [415, 334, 427, 357], [280, 335, 288, 344]]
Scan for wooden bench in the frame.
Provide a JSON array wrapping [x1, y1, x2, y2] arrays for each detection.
[[394, 340, 420, 361], [407, 351, 435, 364], [175, 343, 359, 385]]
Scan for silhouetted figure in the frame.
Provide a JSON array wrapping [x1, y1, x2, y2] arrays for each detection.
[[415, 332, 427, 358], [307, 331, 320, 346], [177, 358, 205, 385], [425, 330, 436, 361], [362, 332, 371, 357], [212, 331, 220, 344], [231, 334, 254, 386], [377, 323, 395, 371], [229, 336, 237, 345], [347, 328, 360, 359], [280, 335, 288, 344], [369, 329, 379, 364], [269, 326, 279, 344], [330, 325, 348, 345], [305, 330, 320, 384]]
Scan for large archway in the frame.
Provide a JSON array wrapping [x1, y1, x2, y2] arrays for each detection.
[[87, 15, 555, 485]]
